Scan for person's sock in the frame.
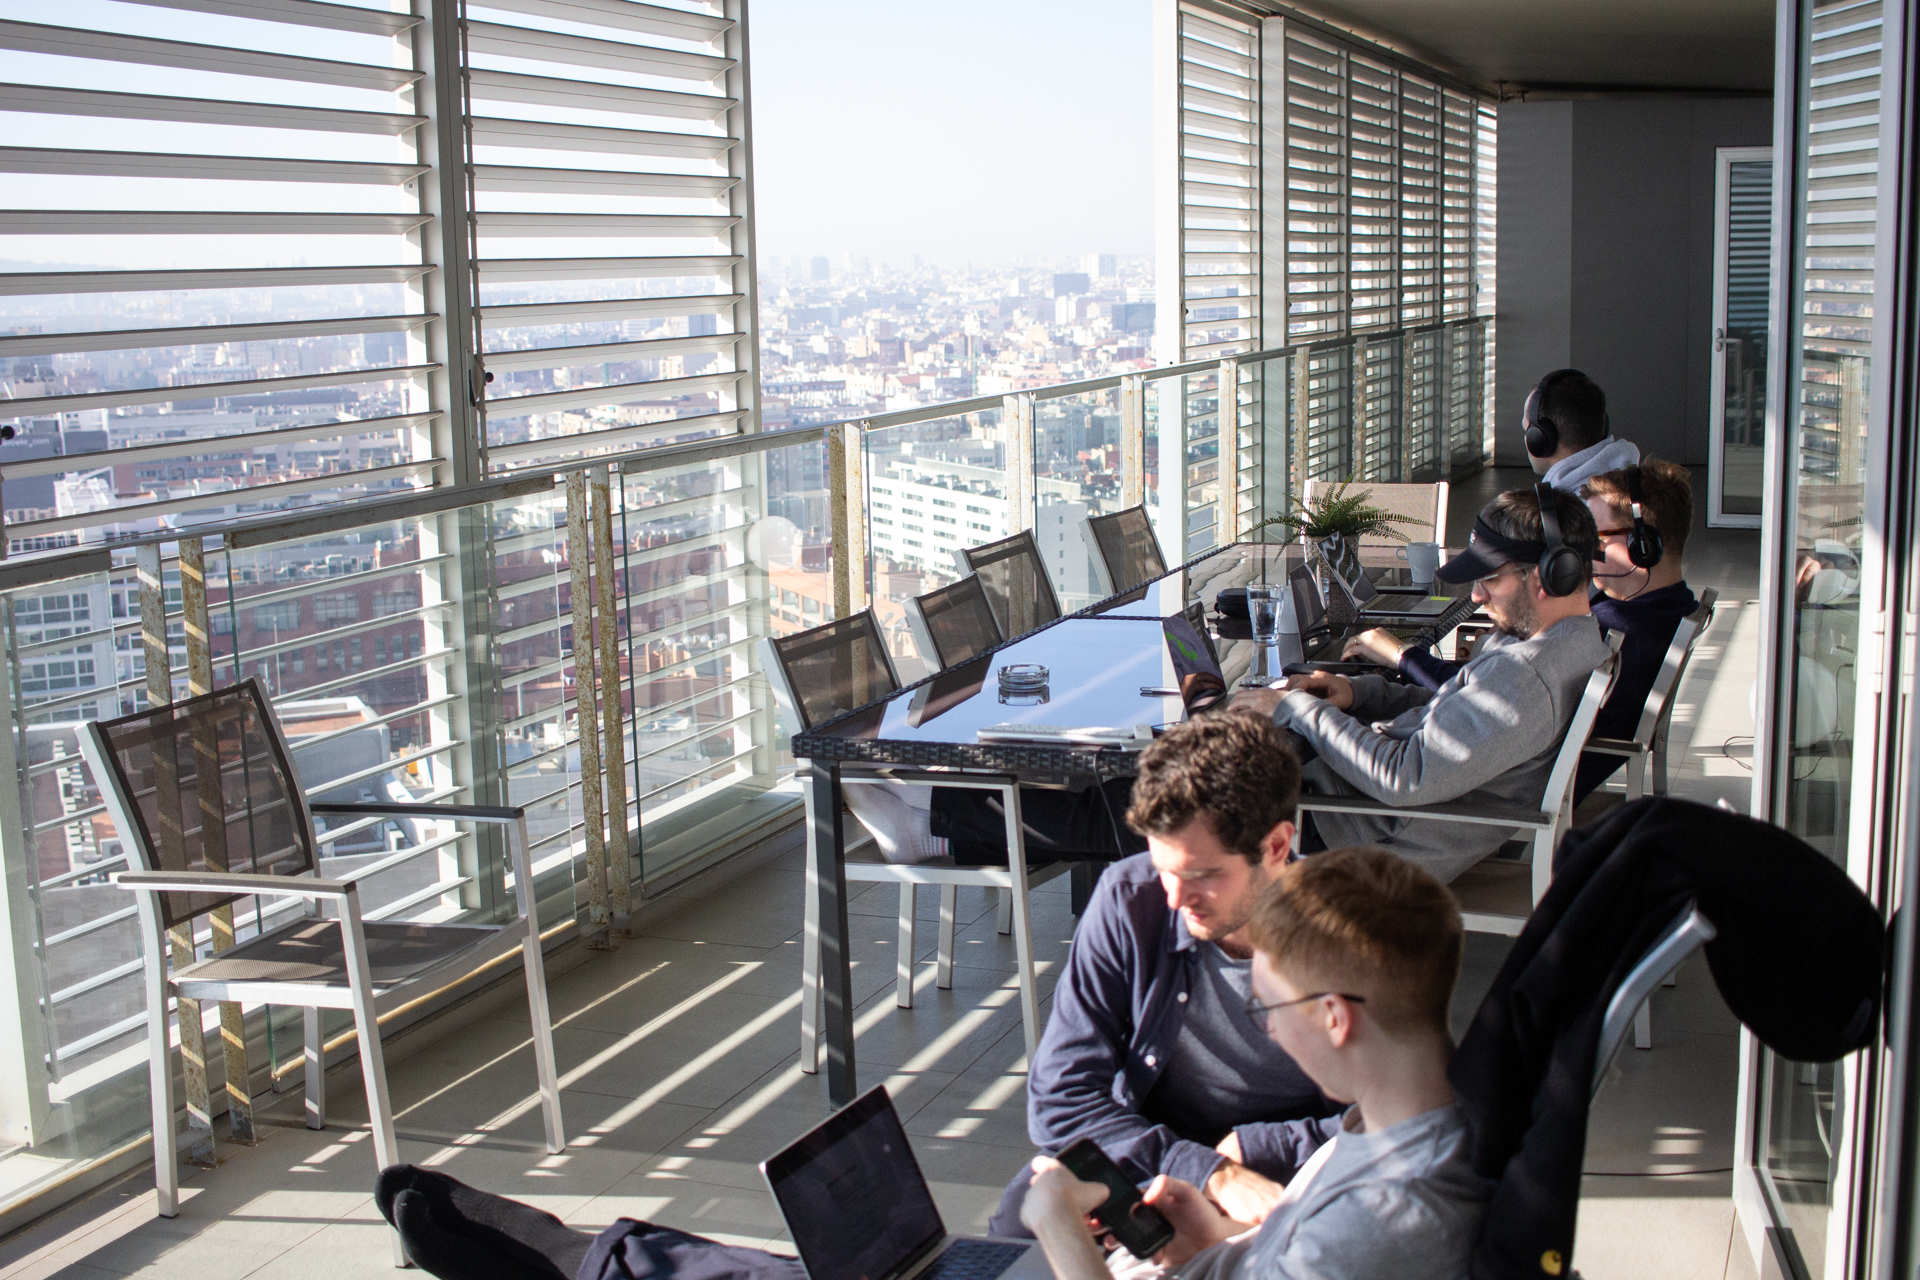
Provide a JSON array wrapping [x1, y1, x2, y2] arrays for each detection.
[[377, 1165, 593, 1280], [393, 1189, 551, 1280]]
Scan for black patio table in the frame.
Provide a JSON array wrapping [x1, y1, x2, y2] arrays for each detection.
[[790, 540, 1464, 1104]]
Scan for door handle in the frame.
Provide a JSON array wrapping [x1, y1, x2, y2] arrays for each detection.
[[1714, 326, 1725, 352]]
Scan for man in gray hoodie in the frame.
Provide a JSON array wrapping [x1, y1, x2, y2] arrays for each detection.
[[1234, 487, 1613, 883], [1524, 368, 1640, 494]]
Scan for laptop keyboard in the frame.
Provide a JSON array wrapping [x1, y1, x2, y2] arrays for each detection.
[[923, 1240, 1028, 1280]]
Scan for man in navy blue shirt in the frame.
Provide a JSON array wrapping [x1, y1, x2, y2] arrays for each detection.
[[1343, 460, 1698, 804], [989, 711, 1341, 1238]]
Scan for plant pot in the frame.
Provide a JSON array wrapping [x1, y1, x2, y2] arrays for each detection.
[[1315, 532, 1364, 590]]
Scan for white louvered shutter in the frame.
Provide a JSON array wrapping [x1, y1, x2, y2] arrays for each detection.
[[0, 0, 454, 547]]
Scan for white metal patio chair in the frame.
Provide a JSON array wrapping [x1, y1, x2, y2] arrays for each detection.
[[1583, 588, 1720, 804], [1082, 504, 1169, 596], [762, 611, 1065, 1073], [906, 574, 1004, 671], [957, 529, 1063, 640], [1580, 587, 1719, 1048], [1296, 631, 1623, 936], [1592, 903, 1718, 1096], [81, 678, 563, 1261]]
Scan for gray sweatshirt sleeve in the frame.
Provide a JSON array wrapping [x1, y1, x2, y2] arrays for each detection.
[[1343, 673, 1436, 722], [1273, 654, 1561, 806]]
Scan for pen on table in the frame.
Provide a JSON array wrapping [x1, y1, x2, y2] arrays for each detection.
[[1139, 686, 1182, 697]]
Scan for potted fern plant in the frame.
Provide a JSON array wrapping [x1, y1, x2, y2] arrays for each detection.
[[1247, 478, 1422, 590]]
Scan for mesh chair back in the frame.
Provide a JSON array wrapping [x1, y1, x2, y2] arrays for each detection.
[[960, 530, 1061, 639], [766, 610, 900, 731], [1634, 587, 1720, 743], [1301, 479, 1447, 548], [1538, 631, 1626, 814], [90, 678, 314, 930], [912, 575, 1003, 669], [1087, 505, 1167, 593]]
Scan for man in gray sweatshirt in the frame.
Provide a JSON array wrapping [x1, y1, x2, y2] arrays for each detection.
[[1234, 487, 1613, 882], [1523, 368, 1641, 494]]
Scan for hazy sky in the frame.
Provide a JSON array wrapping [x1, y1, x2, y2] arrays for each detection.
[[746, 0, 1153, 267]]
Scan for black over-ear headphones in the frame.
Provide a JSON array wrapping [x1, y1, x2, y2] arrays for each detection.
[[1535, 482, 1587, 597], [1524, 371, 1611, 459], [1523, 383, 1558, 459], [1624, 465, 1664, 569]]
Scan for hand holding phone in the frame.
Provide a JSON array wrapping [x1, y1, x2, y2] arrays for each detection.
[[1055, 1138, 1176, 1259]]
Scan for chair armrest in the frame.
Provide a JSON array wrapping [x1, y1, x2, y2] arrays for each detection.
[[309, 800, 526, 826], [1582, 737, 1648, 758], [1295, 794, 1554, 829], [113, 870, 352, 899]]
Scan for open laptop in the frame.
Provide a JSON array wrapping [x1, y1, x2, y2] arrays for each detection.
[[762, 1086, 1053, 1280], [1286, 562, 1476, 673], [1288, 563, 1338, 658], [1323, 558, 1457, 623]]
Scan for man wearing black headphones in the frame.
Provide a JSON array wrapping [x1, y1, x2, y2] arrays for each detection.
[[1234, 487, 1613, 884], [1524, 368, 1641, 494], [1574, 460, 1699, 799], [1344, 461, 1699, 809]]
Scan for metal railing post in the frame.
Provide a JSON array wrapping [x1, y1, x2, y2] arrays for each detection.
[[1397, 332, 1414, 481], [0, 593, 51, 1145], [1005, 393, 1035, 532], [1293, 345, 1311, 497], [1120, 373, 1146, 508], [589, 465, 632, 930], [138, 543, 215, 1167], [565, 471, 611, 947], [179, 537, 253, 1144], [828, 423, 867, 618], [1217, 359, 1241, 542], [1352, 335, 1371, 480]]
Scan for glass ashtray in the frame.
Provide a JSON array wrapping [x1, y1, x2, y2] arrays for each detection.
[[998, 663, 1050, 705]]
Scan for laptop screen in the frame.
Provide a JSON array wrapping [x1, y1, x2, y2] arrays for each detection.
[[763, 1087, 946, 1280], [1288, 564, 1325, 635]]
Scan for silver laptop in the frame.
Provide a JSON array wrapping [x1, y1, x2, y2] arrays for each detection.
[[1325, 559, 1456, 622], [762, 1086, 1053, 1280]]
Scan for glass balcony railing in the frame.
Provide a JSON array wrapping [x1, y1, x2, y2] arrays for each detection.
[[0, 314, 1489, 1216]]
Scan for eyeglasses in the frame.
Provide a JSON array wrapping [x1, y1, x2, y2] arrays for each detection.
[[1243, 990, 1366, 1032], [1472, 562, 1526, 588]]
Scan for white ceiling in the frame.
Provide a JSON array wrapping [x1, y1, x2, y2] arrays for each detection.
[[1275, 0, 1776, 95]]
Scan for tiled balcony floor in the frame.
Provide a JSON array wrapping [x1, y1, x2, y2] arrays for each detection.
[[0, 477, 1765, 1280]]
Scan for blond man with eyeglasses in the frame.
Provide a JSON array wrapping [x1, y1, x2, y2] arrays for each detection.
[[1021, 847, 1491, 1280]]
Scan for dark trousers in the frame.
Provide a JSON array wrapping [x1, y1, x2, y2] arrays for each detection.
[[582, 1221, 805, 1280], [930, 778, 1146, 866]]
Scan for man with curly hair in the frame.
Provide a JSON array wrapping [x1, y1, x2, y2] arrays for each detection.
[[987, 711, 1345, 1239]]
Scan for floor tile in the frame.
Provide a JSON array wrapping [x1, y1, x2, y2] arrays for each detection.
[[1574, 1173, 1735, 1280], [402, 1084, 711, 1162], [1587, 1032, 1738, 1175], [247, 1217, 397, 1280], [939, 893, 1079, 977], [644, 867, 808, 949], [905, 1065, 1034, 1150], [914, 1137, 1035, 1235], [633, 1059, 957, 1193], [850, 964, 1050, 1075]]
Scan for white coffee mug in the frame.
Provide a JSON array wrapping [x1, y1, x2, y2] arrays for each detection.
[[1398, 541, 1442, 586]]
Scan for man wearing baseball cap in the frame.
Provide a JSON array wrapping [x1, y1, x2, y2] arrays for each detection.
[[1234, 486, 1614, 883]]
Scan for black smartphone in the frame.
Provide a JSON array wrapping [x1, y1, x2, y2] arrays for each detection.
[[1055, 1138, 1176, 1259]]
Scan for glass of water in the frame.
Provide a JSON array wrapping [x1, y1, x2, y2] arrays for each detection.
[[1241, 585, 1281, 687]]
